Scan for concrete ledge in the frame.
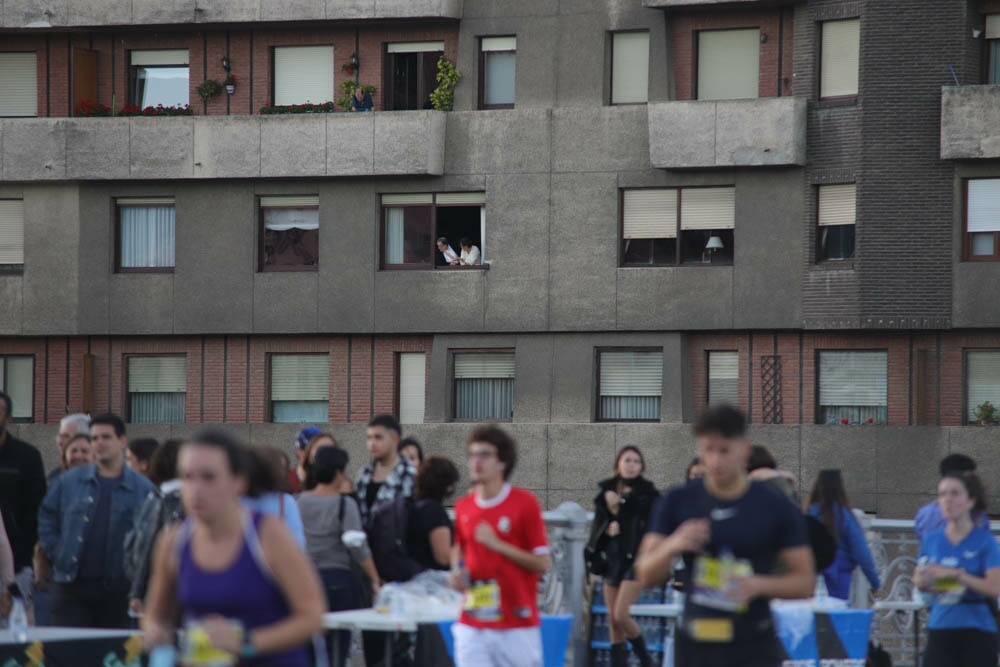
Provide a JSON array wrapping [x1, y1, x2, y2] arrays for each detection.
[[648, 97, 807, 169], [0, 112, 446, 181], [643, 0, 801, 7], [940, 85, 1000, 160]]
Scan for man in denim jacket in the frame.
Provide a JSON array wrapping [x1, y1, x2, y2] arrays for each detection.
[[38, 413, 154, 628]]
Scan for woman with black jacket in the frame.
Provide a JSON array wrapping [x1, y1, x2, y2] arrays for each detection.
[[588, 446, 659, 667]]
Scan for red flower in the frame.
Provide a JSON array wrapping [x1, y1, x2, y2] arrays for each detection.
[[840, 418, 849, 425], [865, 417, 874, 424]]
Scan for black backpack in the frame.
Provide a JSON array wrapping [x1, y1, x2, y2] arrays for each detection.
[[367, 496, 426, 583]]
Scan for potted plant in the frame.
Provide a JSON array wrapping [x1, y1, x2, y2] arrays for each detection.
[[224, 74, 237, 95], [197, 79, 223, 103], [430, 55, 461, 111], [974, 401, 997, 425]]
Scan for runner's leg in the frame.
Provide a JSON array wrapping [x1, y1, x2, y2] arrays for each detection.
[[453, 623, 496, 667], [492, 627, 543, 667]]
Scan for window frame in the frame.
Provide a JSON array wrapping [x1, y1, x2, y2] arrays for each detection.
[[124, 352, 187, 424], [450, 348, 516, 422], [814, 348, 888, 425], [963, 179, 1000, 262], [379, 194, 486, 271], [964, 348, 1000, 425], [478, 36, 517, 111], [706, 349, 739, 407], [127, 55, 190, 109], [594, 346, 664, 423], [0, 355, 34, 423], [257, 197, 320, 273], [815, 184, 857, 263], [383, 45, 444, 111], [271, 44, 336, 107], [609, 30, 650, 106], [395, 351, 427, 424], [619, 187, 735, 267], [0, 52, 38, 118], [0, 199, 25, 274], [267, 352, 331, 423], [114, 199, 176, 274], [817, 18, 861, 103]]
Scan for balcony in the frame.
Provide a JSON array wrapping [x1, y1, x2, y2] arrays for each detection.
[[647, 97, 806, 169], [940, 85, 1000, 160], [0, 111, 446, 181], [642, 0, 802, 7], [3, 0, 462, 28]]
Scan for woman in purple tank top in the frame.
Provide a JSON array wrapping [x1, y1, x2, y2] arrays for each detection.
[[142, 429, 325, 666]]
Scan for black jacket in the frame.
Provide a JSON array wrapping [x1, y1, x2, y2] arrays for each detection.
[[0, 432, 47, 570], [589, 476, 659, 566]]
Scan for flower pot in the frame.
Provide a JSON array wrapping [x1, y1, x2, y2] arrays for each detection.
[[226, 84, 236, 95]]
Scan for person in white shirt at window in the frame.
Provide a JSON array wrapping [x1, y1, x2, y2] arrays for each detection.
[[458, 237, 481, 266], [437, 237, 459, 265]]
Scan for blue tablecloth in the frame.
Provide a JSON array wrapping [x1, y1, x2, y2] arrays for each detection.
[[774, 605, 874, 666], [434, 614, 573, 667]]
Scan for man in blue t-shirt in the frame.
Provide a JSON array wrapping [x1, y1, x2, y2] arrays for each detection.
[[914, 454, 989, 541], [635, 406, 815, 667]]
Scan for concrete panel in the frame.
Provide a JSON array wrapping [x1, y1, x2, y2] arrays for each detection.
[[130, 119, 194, 179], [131, 0, 195, 23], [462, 0, 559, 18], [647, 103, 715, 169], [614, 423, 694, 489], [260, 0, 324, 21], [375, 0, 462, 18], [175, 423, 253, 446], [252, 273, 319, 333], [64, 0, 132, 25], [0, 278, 23, 335], [547, 489, 592, 511], [373, 271, 485, 332], [661, 334, 685, 424], [327, 0, 374, 20], [746, 424, 802, 487], [616, 267, 735, 330], [512, 335, 553, 423], [195, 0, 259, 22], [4, 0, 67, 27], [502, 424, 549, 489], [246, 423, 306, 452], [2, 120, 66, 181], [953, 263, 1000, 327], [547, 424, 616, 489], [21, 186, 79, 334], [326, 115, 374, 177], [193, 117, 261, 179], [76, 186, 115, 334], [643, 0, 802, 6], [949, 426, 1000, 489], [514, 18, 559, 109], [549, 336, 599, 423], [108, 274, 174, 334], [548, 173, 618, 331], [877, 494, 932, 521], [260, 116, 326, 178], [373, 111, 446, 176], [552, 106, 650, 172], [316, 183, 375, 333], [445, 110, 551, 175], [799, 426, 877, 500], [553, 12, 605, 107], [940, 85, 1000, 160], [66, 120, 130, 180], [875, 427, 949, 495]]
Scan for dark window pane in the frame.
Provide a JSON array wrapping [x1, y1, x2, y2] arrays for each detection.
[[384, 206, 433, 265], [623, 238, 652, 264], [971, 232, 995, 257], [436, 205, 483, 267], [389, 53, 419, 111], [652, 238, 677, 264], [990, 40, 1000, 85], [819, 224, 855, 261], [680, 229, 733, 264], [263, 228, 319, 268]]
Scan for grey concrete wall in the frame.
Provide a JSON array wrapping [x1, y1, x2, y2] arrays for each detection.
[[940, 85, 1000, 160]]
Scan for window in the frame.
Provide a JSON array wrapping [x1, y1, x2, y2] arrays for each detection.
[[127, 356, 186, 423], [697, 29, 759, 101], [621, 187, 735, 265], [597, 350, 663, 422], [967, 351, 1000, 424], [611, 31, 649, 104], [453, 351, 515, 421], [273, 45, 334, 106], [817, 350, 887, 424], [259, 196, 319, 271], [965, 179, 1000, 260], [116, 198, 175, 272], [0, 356, 33, 422], [0, 53, 37, 117], [820, 19, 860, 99], [818, 184, 856, 261], [270, 354, 329, 422], [398, 353, 426, 424], [708, 351, 739, 406], [129, 50, 189, 108], [989, 15, 1000, 84], [479, 36, 516, 109], [0, 200, 25, 270], [381, 193, 485, 270], [385, 42, 444, 111]]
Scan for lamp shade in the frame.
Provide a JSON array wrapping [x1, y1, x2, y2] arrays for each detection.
[[705, 235, 724, 250]]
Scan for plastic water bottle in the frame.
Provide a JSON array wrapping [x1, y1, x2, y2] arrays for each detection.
[[9, 595, 28, 643]]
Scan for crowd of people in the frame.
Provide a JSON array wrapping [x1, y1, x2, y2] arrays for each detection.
[[0, 388, 998, 667]]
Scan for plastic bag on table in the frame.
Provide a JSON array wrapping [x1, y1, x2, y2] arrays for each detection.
[[374, 571, 464, 617]]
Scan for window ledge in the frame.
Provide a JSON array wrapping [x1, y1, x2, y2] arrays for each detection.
[[815, 97, 858, 110], [0, 264, 24, 276], [811, 260, 856, 271]]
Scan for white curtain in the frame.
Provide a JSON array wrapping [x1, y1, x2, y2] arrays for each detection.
[[273, 400, 329, 423], [456, 378, 514, 421], [385, 208, 405, 264], [121, 206, 175, 268], [599, 396, 660, 421], [130, 392, 185, 423]]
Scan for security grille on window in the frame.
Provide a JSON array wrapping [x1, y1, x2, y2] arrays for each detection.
[[259, 196, 319, 271], [697, 29, 759, 101], [453, 352, 515, 421], [116, 198, 175, 271], [598, 350, 663, 421], [128, 356, 186, 424], [0, 200, 25, 268], [820, 19, 860, 99], [0, 356, 33, 422], [480, 36, 516, 109], [817, 351, 887, 424], [611, 32, 650, 104], [0, 53, 38, 117], [621, 187, 734, 265], [965, 179, 1000, 260], [274, 45, 335, 106], [129, 49, 189, 108], [270, 354, 329, 423], [966, 351, 1000, 424], [398, 353, 426, 424], [708, 351, 739, 406], [382, 193, 485, 269], [989, 15, 1000, 84], [818, 184, 856, 261]]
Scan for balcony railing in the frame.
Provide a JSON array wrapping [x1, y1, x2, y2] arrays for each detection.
[[940, 84, 1000, 160]]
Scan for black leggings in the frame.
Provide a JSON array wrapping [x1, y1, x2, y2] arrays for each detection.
[[675, 628, 783, 667], [924, 628, 997, 667]]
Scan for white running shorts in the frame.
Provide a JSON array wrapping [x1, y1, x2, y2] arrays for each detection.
[[452, 622, 543, 667]]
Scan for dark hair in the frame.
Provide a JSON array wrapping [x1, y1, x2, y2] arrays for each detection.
[[436, 237, 450, 246], [415, 456, 460, 502], [614, 446, 645, 475], [127, 438, 159, 464], [0, 391, 11, 417], [941, 471, 988, 515], [256, 445, 292, 494], [747, 445, 777, 472], [91, 413, 126, 438], [693, 405, 746, 439], [183, 428, 249, 477], [246, 446, 282, 498], [459, 237, 472, 248], [398, 437, 424, 464], [467, 424, 517, 480], [940, 454, 977, 476], [368, 414, 401, 436], [806, 469, 852, 542], [148, 439, 182, 486], [312, 446, 349, 486], [685, 457, 703, 481]]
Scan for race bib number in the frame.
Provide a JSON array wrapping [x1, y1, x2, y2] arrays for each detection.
[[932, 577, 966, 605], [690, 554, 754, 614], [688, 618, 734, 643], [464, 580, 502, 622]]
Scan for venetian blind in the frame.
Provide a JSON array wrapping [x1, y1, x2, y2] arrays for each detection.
[[697, 29, 759, 101], [623, 189, 677, 239], [821, 19, 860, 98], [0, 53, 37, 117], [128, 356, 187, 393], [454, 352, 515, 379], [818, 351, 887, 407], [818, 184, 857, 227], [600, 351, 664, 397], [968, 179, 1000, 233], [398, 353, 426, 424], [274, 46, 334, 105], [680, 187, 736, 230], [612, 32, 650, 104], [0, 200, 25, 264], [270, 354, 330, 401]]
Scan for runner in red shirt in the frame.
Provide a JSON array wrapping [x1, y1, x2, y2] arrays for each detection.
[[450, 424, 550, 667]]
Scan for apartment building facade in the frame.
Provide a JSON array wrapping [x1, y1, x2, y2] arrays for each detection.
[[1, 0, 1000, 516]]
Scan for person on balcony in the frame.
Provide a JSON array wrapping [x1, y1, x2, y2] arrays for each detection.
[[458, 238, 481, 266], [352, 87, 373, 112]]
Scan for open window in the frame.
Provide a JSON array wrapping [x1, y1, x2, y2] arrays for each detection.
[[129, 50, 189, 108], [381, 193, 486, 270], [385, 42, 444, 110], [621, 187, 735, 266]]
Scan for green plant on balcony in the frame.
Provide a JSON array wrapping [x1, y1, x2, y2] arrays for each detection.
[[336, 81, 376, 112], [258, 101, 337, 115], [430, 55, 460, 111], [197, 79, 223, 103], [974, 400, 997, 425]]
